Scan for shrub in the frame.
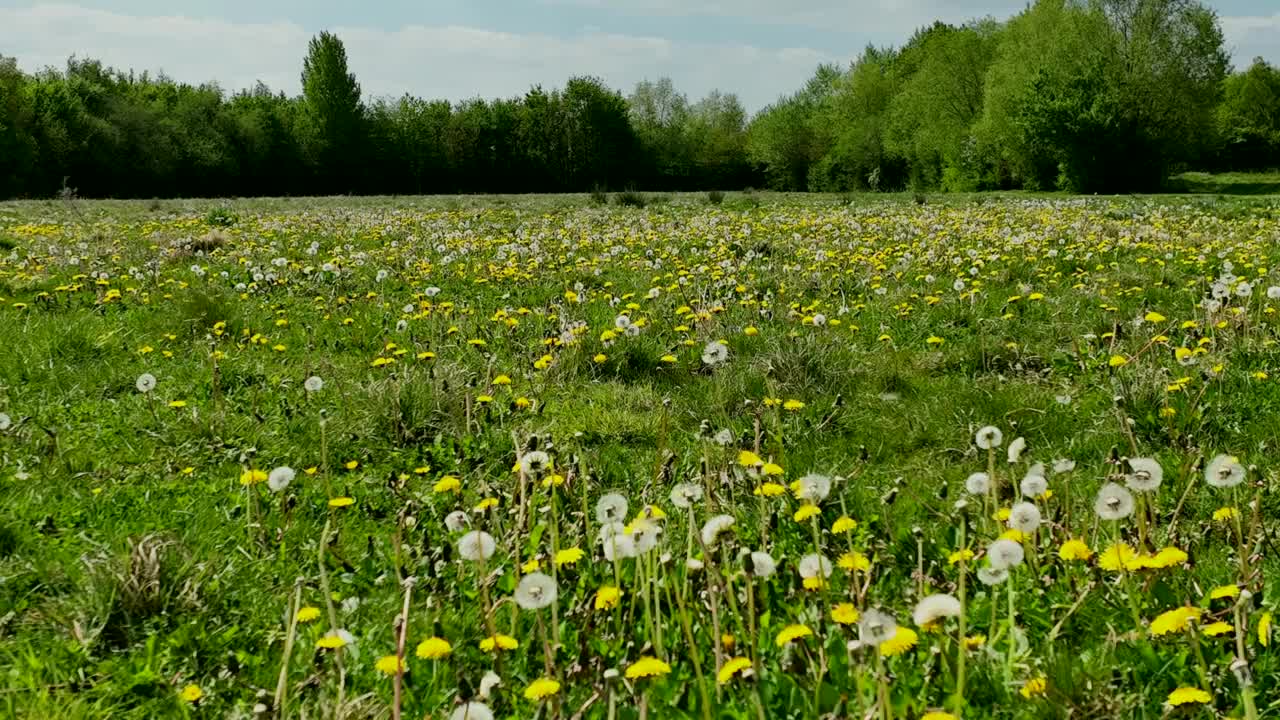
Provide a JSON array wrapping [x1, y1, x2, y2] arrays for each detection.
[[204, 207, 238, 227], [613, 189, 648, 208], [706, 190, 725, 205]]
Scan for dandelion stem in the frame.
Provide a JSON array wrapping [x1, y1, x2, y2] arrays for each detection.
[[392, 577, 415, 720], [667, 576, 712, 720], [272, 579, 303, 716], [953, 522, 967, 711], [316, 519, 346, 715]]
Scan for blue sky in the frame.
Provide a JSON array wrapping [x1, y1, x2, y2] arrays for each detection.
[[1, 1, 1276, 112]]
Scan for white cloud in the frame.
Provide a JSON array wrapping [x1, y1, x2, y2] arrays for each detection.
[[0, 3, 838, 112], [1220, 13, 1280, 69]]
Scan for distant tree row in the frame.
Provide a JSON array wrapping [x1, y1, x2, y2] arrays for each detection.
[[0, 0, 1278, 199]]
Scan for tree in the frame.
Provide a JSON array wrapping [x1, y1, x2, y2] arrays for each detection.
[[300, 31, 365, 193], [1216, 58, 1280, 169], [0, 55, 37, 197]]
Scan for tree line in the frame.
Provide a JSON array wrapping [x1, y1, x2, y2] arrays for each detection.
[[0, 0, 1278, 199]]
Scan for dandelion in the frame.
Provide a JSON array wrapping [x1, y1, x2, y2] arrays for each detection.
[[519, 450, 551, 476], [1213, 506, 1238, 522], [798, 553, 832, 581], [1150, 607, 1201, 636], [795, 473, 832, 502], [1166, 687, 1211, 706], [977, 566, 1009, 586], [328, 496, 354, 508], [975, 426, 1003, 449], [304, 376, 324, 392], [965, 472, 990, 495], [515, 572, 558, 610], [913, 594, 962, 627], [1098, 543, 1139, 571], [179, 684, 203, 703], [1125, 457, 1163, 492], [444, 511, 469, 532], [921, 713, 958, 720], [136, 373, 157, 393], [1201, 621, 1233, 636], [879, 627, 918, 657], [594, 586, 622, 610], [1007, 502, 1041, 533], [987, 539, 1025, 570], [838, 551, 871, 572], [1094, 482, 1135, 520], [948, 548, 974, 564], [1205, 454, 1245, 488], [449, 702, 494, 720], [625, 656, 672, 679], [433, 475, 461, 493], [701, 341, 729, 366], [415, 637, 451, 659], [701, 514, 736, 546], [239, 469, 267, 486], [859, 609, 898, 647], [297, 606, 322, 623], [669, 482, 703, 508], [831, 516, 857, 534], [747, 551, 776, 577], [1208, 585, 1240, 601], [457, 531, 497, 561], [268, 466, 295, 492], [1059, 539, 1092, 561], [602, 533, 636, 561], [375, 655, 406, 675], [1007, 437, 1026, 463], [554, 547, 584, 567], [1020, 677, 1047, 698], [316, 633, 348, 650], [832, 603, 860, 625], [717, 657, 753, 684], [524, 678, 561, 700], [775, 624, 813, 646], [1019, 472, 1048, 499], [479, 634, 519, 652], [1260, 611, 1272, 646], [793, 504, 821, 522], [596, 493, 629, 523], [0, 413, 9, 431]]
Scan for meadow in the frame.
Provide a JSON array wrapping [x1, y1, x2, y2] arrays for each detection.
[[0, 191, 1278, 719]]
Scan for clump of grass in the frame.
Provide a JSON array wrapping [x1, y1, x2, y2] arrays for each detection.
[[706, 190, 725, 205], [614, 189, 648, 208], [203, 207, 238, 227]]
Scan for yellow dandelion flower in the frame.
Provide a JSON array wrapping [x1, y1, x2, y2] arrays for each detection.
[[1098, 543, 1138, 572], [880, 627, 918, 657], [555, 548, 584, 567], [1260, 612, 1272, 647], [375, 655, 406, 676], [963, 634, 986, 650], [297, 606, 322, 623], [344, 460, 359, 470], [831, 516, 857, 534], [794, 504, 821, 522], [1201, 621, 1233, 637], [782, 399, 805, 411], [1166, 687, 1211, 706], [625, 656, 672, 679], [524, 678, 561, 700], [738, 450, 763, 467], [1209, 585, 1239, 601], [754, 482, 786, 497], [926, 335, 945, 346], [521, 558, 540, 573], [328, 496, 355, 508], [802, 576, 825, 590], [433, 475, 461, 493], [179, 684, 203, 703], [717, 657, 753, 684], [1144, 311, 1167, 323], [1020, 677, 1047, 698], [1147, 547, 1188, 569], [415, 637, 452, 659], [921, 713, 958, 720], [838, 551, 871, 572], [479, 634, 519, 652], [239, 469, 267, 485], [999, 529, 1026, 542], [168, 400, 187, 408], [995, 507, 1011, 521], [762, 462, 785, 476], [832, 603, 860, 625], [1150, 607, 1202, 636], [948, 548, 974, 564], [595, 586, 622, 610], [1058, 539, 1093, 561], [1108, 355, 1129, 368], [316, 634, 347, 650], [775, 624, 813, 646], [474, 497, 499, 511], [1213, 506, 1238, 521]]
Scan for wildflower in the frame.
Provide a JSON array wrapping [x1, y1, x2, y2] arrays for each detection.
[[1125, 457, 1163, 492], [1008, 502, 1042, 533], [921, 713, 958, 720], [239, 469, 267, 486], [519, 451, 551, 476], [268, 466, 295, 492], [1201, 621, 1233, 637], [831, 516, 856, 534], [746, 551, 777, 577], [136, 373, 157, 393], [701, 341, 729, 366], [1166, 687, 1211, 706], [948, 548, 974, 564], [1260, 612, 1272, 646], [433, 475, 461, 493], [297, 606, 322, 623], [1108, 355, 1128, 368], [754, 482, 786, 497], [701, 514, 736, 546], [859, 609, 897, 647], [479, 634, 519, 652], [775, 624, 813, 646], [965, 472, 990, 495], [1094, 482, 1135, 520], [1147, 546, 1188, 568], [1020, 677, 1047, 698], [1209, 585, 1239, 601], [596, 493, 629, 523], [1019, 472, 1048, 498], [524, 678, 561, 700], [1098, 543, 1139, 571], [1150, 607, 1202, 636], [717, 657, 753, 684], [832, 603, 860, 625], [1213, 506, 1238, 521], [913, 594, 962, 627], [1007, 437, 1026, 463], [304, 376, 324, 392], [316, 633, 347, 650], [838, 551, 871, 572], [1059, 539, 1092, 561], [179, 684, 203, 703], [625, 656, 672, 679], [328, 496, 355, 508], [168, 400, 187, 408], [783, 399, 805, 411], [977, 566, 1009, 585], [344, 460, 359, 470], [669, 482, 703, 508], [415, 637, 452, 659], [795, 473, 832, 502], [879, 627, 918, 657], [1205, 454, 1245, 488], [798, 553, 833, 582], [963, 634, 986, 649], [515, 573, 558, 610], [375, 655, 406, 675], [595, 586, 622, 610], [975, 426, 1003, 449], [988, 539, 1025, 570], [738, 450, 763, 467], [458, 531, 497, 561], [762, 462, 784, 476], [449, 702, 494, 720], [793, 504, 821, 522], [474, 497, 498, 512]]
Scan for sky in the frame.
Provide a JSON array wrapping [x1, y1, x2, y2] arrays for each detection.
[[0, 1, 1276, 113]]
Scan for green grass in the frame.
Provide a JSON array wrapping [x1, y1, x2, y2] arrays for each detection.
[[0, 194, 1277, 719], [1168, 171, 1280, 195]]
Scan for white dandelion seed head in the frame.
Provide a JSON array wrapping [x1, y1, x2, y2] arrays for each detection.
[[519, 451, 551, 476], [444, 511, 469, 532], [701, 514, 736, 547], [304, 376, 324, 392], [602, 532, 637, 561], [1125, 457, 1163, 492], [987, 538, 1026, 570], [1008, 502, 1042, 533], [975, 426, 1003, 450], [965, 472, 990, 495], [478, 671, 502, 698], [796, 473, 833, 503], [597, 521, 626, 543], [748, 551, 776, 578], [1268, 286, 1280, 300], [268, 466, 295, 493], [977, 566, 1009, 585], [135, 373, 157, 393], [514, 572, 558, 610], [631, 521, 663, 554], [0, 413, 10, 431], [798, 553, 833, 579], [457, 531, 496, 561], [701, 341, 730, 367], [912, 593, 962, 627], [811, 313, 827, 327], [1094, 482, 1135, 520], [1007, 436, 1027, 463], [1019, 472, 1048, 499], [669, 482, 703, 508], [1052, 458, 1076, 474], [858, 609, 898, 647], [1205, 454, 1245, 488], [713, 428, 734, 446], [613, 315, 632, 330], [595, 493, 629, 523]]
